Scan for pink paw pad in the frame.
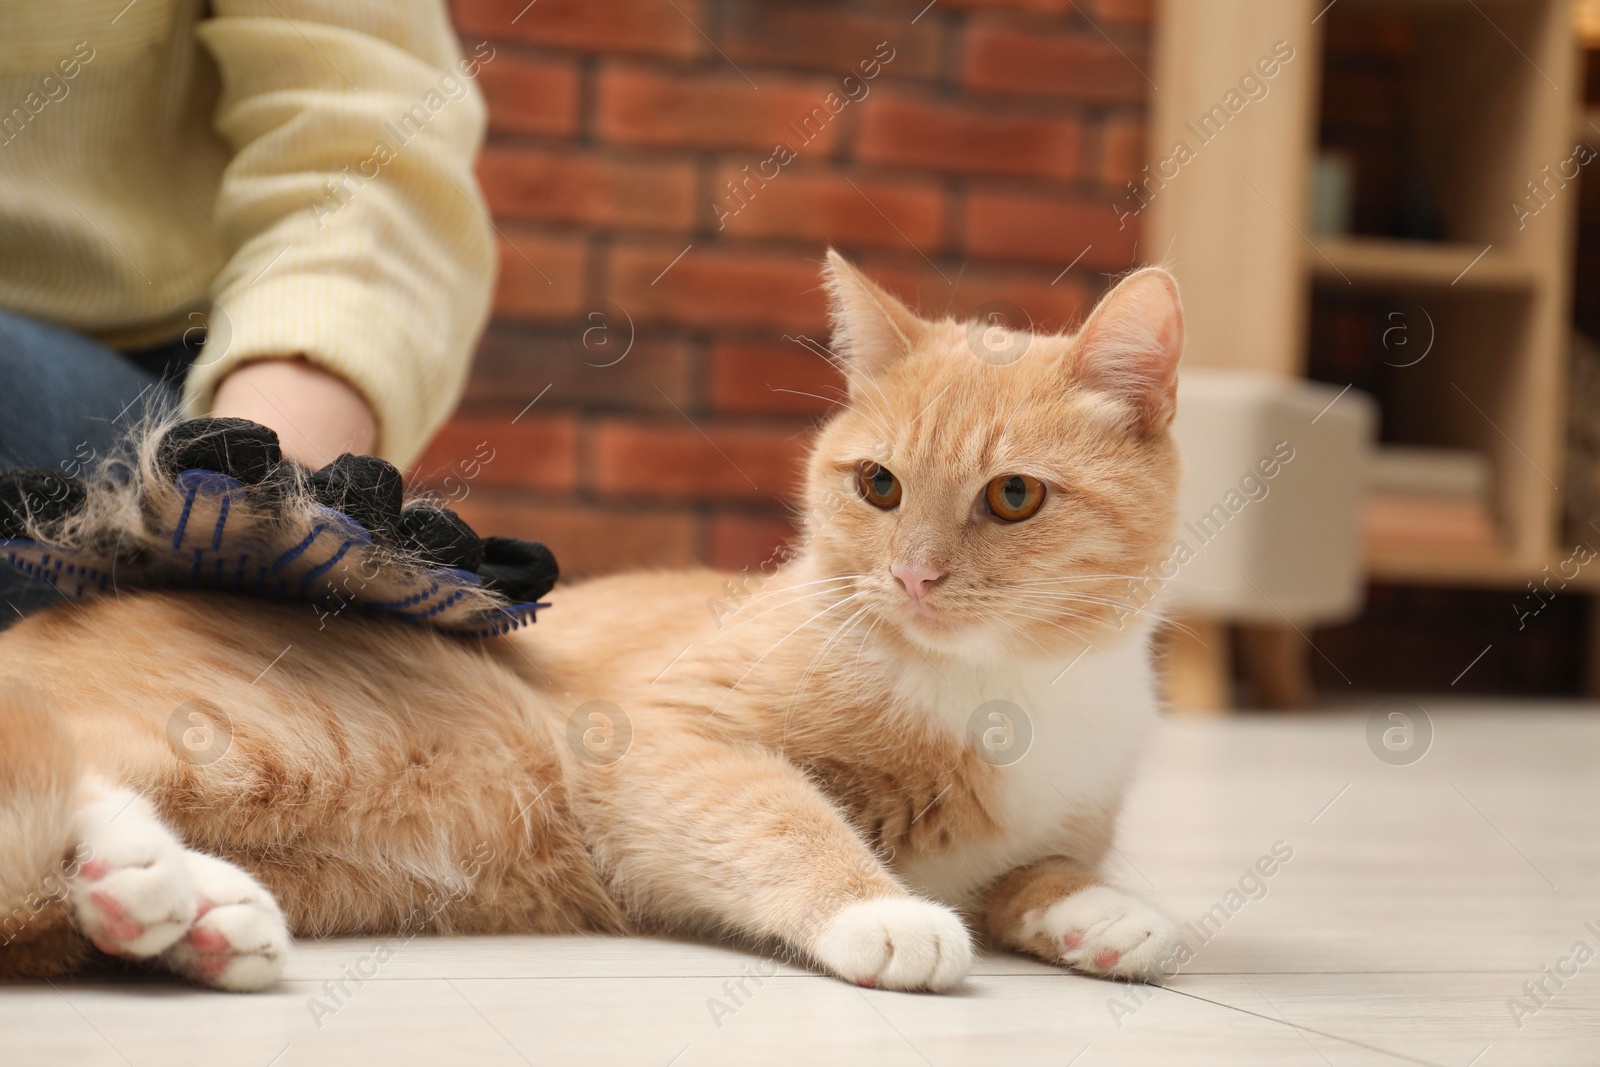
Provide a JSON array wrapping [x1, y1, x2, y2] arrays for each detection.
[[1062, 931, 1083, 949], [858, 978, 877, 989], [187, 926, 230, 953], [79, 859, 111, 880], [1093, 949, 1120, 970], [89, 891, 145, 941], [192, 955, 230, 981]]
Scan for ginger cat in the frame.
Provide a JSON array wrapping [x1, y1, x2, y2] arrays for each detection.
[[0, 253, 1185, 992]]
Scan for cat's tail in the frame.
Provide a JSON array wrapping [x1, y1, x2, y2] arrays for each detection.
[[0, 679, 92, 978]]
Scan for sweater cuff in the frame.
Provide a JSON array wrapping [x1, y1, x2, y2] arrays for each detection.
[[183, 273, 460, 467]]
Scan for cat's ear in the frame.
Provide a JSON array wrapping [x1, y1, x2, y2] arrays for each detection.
[[1069, 267, 1184, 430], [822, 249, 924, 377]]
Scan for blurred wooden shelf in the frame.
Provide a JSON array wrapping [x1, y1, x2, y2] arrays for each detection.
[[1307, 237, 1539, 292], [1151, 0, 1578, 595], [1365, 542, 1600, 591], [1574, 105, 1600, 143], [1148, 0, 1588, 702]]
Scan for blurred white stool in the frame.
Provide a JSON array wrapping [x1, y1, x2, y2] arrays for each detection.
[[1161, 371, 1376, 710]]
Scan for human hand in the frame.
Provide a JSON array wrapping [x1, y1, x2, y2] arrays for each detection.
[[209, 358, 378, 466]]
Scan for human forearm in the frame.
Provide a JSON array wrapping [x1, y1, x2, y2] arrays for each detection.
[[209, 358, 377, 466]]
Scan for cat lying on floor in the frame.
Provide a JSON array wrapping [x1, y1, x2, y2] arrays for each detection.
[[0, 252, 1185, 992]]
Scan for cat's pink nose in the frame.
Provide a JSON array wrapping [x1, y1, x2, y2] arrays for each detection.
[[891, 563, 945, 601]]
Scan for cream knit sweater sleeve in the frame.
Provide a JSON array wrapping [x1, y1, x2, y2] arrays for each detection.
[[192, 1, 496, 464]]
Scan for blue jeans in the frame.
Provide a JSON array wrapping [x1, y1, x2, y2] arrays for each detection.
[[0, 310, 193, 623]]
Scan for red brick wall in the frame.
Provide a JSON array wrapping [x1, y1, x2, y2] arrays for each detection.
[[416, 0, 1154, 578]]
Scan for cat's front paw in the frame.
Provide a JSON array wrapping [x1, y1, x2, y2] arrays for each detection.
[[812, 898, 971, 992], [1037, 885, 1180, 981], [162, 851, 290, 992]]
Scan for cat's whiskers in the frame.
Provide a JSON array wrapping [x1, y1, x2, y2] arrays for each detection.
[[1000, 589, 1200, 641], [768, 385, 849, 409], [720, 576, 862, 629], [989, 603, 1107, 658], [1007, 572, 1184, 587], [1004, 588, 1169, 620], [773, 384, 895, 443], [793, 605, 872, 701], [716, 591, 868, 707], [987, 609, 1061, 657], [842, 368, 902, 449], [783, 603, 874, 743], [854, 615, 884, 670]]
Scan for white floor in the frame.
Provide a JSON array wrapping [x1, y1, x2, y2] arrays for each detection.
[[8, 701, 1598, 1066]]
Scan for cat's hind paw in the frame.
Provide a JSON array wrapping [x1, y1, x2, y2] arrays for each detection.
[[162, 851, 289, 992], [67, 790, 198, 959], [812, 898, 972, 992], [1038, 885, 1181, 981]]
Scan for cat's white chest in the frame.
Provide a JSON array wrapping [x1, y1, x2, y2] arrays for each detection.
[[891, 627, 1159, 907]]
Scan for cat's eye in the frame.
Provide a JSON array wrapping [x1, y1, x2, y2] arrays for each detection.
[[856, 462, 902, 509], [985, 474, 1046, 522]]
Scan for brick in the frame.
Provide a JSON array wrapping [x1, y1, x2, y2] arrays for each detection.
[[475, 56, 580, 137], [453, 0, 705, 59], [720, 6, 940, 80], [854, 256, 1096, 335], [1089, 0, 1155, 23], [709, 512, 801, 572], [592, 418, 810, 503], [963, 21, 1152, 103], [465, 329, 695, 415], [935, 0, 1076, 14], [412, 413, 579, 494], [448, 493, 698, 577], [608, 244, 828, 331], [708, 341, 847, 417], [940, 0, 1151, 20], [713, 165, 945, 251], [492, 231, 586, 323], [596, 65, 845, 153], [1099, 115, 1145, 189], [478, 147, 695, 231], [963, 190, 1139, 268], [857, 90, 1082, 180]]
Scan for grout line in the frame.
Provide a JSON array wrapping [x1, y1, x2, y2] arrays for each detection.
[[651, 244, 693, 286], [1158, 985, 1453, 1067], [270, 967, 1567, 983]]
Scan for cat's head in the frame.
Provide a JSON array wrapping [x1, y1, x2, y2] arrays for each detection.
[[802, 251, 1183, 661]]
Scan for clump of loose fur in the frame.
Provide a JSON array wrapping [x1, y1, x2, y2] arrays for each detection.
[[10, 405, 515, 621]]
